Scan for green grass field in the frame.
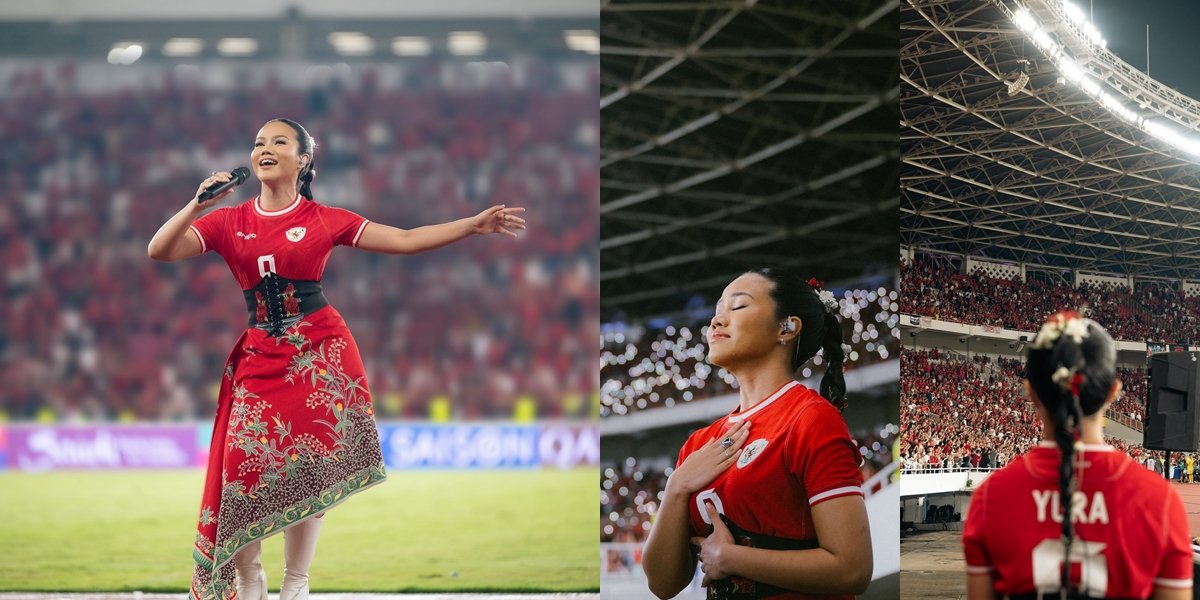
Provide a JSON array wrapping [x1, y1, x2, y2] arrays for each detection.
[[0, 468, 598, 592]]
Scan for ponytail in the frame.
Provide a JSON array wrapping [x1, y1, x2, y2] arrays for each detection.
[[299, 163, 316, 200], [1052, 391, 1082, 595], [819, 311, 847, 411]]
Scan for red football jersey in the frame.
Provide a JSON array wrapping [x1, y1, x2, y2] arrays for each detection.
[[190, 194, 369, 289], [678, 380, 864, 600], [962, 443, 1192, 597]]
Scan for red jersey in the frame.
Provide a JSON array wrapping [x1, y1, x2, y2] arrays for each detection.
[[678, 380, 864, 600], [190, 193, 369, 289], [962, 442, 1192, 597]]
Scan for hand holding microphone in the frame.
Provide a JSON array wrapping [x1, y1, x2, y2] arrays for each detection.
[[193, 167, 250, 209]]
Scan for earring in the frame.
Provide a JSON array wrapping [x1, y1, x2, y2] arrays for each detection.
[[779, 339, 786, 345]]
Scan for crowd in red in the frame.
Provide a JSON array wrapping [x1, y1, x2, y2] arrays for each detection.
[[901, 257, 1195, 343], [0, 60, 598, 422], [901, 348, 1150, 471]]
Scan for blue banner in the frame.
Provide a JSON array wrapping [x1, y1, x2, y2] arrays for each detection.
[[380, 424, 541, 469]]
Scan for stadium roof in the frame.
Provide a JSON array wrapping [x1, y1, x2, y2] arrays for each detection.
[[600, 0, 899, 321], [902, 0, 1200, 280]]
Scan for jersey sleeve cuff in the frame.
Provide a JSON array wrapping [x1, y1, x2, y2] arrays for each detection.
[[351, 220, 370, 247], [189, 225, 207, 253], [808, 485, 864, 506], [1155, 577, 1193, 589]]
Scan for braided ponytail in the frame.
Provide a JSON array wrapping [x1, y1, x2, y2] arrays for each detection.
[[299, 162, 316, 200], [1024, 311, 1116, 598]]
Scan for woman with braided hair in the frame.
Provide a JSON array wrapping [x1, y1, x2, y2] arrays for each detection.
[[148, 118, 525, 599], [962, 311, 1192, 599], [642, 268, 873, 600]]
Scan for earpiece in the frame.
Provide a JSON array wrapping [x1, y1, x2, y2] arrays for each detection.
[[781, 320, 796, 333]]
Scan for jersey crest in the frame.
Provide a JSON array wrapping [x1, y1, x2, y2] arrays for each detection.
[[286, 227, 307, 242], [737, 438, 769, 469]]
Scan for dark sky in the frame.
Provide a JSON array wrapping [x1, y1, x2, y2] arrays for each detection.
[[1089, 1, 1200, 99]]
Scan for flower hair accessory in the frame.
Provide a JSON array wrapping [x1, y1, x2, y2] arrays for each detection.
[[806, 278, 838, 314], [1030, 311, 1090, 350]]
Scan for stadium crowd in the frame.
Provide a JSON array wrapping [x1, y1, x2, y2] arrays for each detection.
[[0, 59, 598, 422], [901, 256, 1197, 343], [600, 285, 899, 417], [900, 348, 1151, 471]]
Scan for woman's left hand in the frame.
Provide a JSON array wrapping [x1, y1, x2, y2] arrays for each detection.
[[471, 205, 527, 237], [691, 503, 738, 585]]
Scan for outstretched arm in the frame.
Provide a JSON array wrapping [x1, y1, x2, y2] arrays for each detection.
[[356, 205, 526, 255]]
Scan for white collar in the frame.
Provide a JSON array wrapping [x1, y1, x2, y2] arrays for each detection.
[[727, 380, 800, 423], [254, 193, 303, 217]]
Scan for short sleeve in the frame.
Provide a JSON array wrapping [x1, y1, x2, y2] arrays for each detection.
[[961, 479, 995, 576], [1155, 485, 1194, 589], [190, 207, 232, 256], [789, 401, 863, 506], [320, 205, 370, 247]]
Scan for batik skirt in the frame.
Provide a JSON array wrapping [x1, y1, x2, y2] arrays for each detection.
[[190, 306, 387, 599]]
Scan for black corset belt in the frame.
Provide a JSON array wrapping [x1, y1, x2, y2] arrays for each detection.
[[706, 515, 820, 600], [242, 275, 329, 336]]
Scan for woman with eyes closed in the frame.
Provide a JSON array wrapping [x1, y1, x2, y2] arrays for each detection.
[[642, 268, 872, 600], [148, 118, 526, 600]]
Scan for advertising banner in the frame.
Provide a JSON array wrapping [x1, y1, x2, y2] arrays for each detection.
[[8, 425, 196, 471], [379, 423, 600, 469]]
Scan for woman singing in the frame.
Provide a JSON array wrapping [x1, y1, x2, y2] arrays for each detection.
[[642, 268, 873, 600], [962, 312, 1191, 599], [147, 118, 525, 600]]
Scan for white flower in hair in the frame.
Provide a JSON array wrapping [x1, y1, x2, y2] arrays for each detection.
[[817, 290, 838, 314], [1051, 366, 1072, 388], [1031, 318, 1063, 350], [1062, 318, 1090, 345]]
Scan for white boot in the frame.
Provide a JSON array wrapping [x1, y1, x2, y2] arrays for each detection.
[[231, 540, 267, 600], [280, 514, 324, 600]]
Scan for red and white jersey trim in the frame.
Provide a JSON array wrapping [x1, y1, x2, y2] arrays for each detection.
[[808, 485, 864, 506], [1154, 577, 1192, 589], [189, 225, 207, 253], [254, 193, 303, 217], [351, 220, 370, 247], [727, 380, 800, 423]]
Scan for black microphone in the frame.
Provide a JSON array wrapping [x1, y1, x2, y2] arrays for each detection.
[[198, 167, 251, 202]]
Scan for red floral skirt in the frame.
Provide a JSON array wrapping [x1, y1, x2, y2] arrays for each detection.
[[190, 306, 387, 599]]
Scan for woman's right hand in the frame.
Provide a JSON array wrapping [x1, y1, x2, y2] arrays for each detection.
[[666, 419, 751, 497], [192, 171, 236, 211]]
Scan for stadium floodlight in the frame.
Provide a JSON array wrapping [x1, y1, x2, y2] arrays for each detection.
[[1013, 9, 1037, 33], [162, 38, 203, 57], [329, 32, 374, 56], [448, 31, 487, 56], [392, 36, 431, 56], [107, 42, 143, 65], [564, 30, 599, 54], [1062, 1, 1085, 25], [217, 38, 258, 56]]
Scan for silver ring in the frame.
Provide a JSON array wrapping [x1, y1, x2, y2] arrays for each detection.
[[720, 438, 733, 450]]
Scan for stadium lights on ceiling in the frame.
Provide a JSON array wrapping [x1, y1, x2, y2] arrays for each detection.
[[106, 42, 143, 65], [392, 36, 431, 56], [448, 31, 487, 56], [564, 30, 599, 54], [162, 38, 204, 57], [216, 37, 258, 56], [1009, 2, 1200, 157], [328, 32, 374, 56]]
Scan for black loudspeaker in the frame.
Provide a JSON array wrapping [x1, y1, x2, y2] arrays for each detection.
[[1145, 352, 1200, 451]]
